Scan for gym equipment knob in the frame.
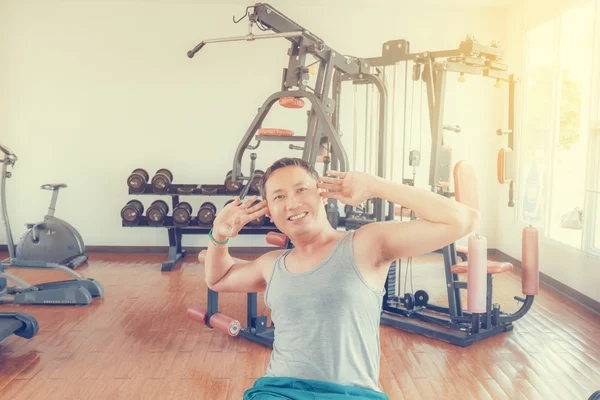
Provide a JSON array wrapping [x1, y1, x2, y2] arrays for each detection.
[[121, 200, 144, 224], [151, 168, 173, 194], [197, 202, 217, 225], [127, 169, 149, 193], [147, 200, 169, 225], [173, 202, 193, 226]]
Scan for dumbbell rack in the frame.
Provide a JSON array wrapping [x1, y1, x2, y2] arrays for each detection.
[[122, 182, 281, 271]]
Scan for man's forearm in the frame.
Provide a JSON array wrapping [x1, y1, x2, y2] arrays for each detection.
[[369, 176, 479, 228], [204, 239, 236, 286]]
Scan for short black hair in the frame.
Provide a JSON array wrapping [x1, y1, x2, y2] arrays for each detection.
[[259, 157, 319, 198]]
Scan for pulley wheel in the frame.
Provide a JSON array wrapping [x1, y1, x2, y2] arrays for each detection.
[[402, 293, 415, 310], [414, 290, 429, 307]]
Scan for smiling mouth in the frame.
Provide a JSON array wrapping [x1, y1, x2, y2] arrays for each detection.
[[288, 212, 308, 221]]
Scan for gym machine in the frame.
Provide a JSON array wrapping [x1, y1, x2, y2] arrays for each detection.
[[0, 144, 103, 306], [0, 311, 38, 344], [183, 3, 535, 347], [185, 2, 372, 346], [121, 165, 280, 271], [0, 150, 88, 270]]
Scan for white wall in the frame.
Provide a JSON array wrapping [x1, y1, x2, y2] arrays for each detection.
[[1, 0, 508, 251], [0, 0, 7, 144], [496, 0, 600, 303]]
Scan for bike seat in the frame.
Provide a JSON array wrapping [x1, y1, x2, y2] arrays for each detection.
[[41, 184, 67, 190]]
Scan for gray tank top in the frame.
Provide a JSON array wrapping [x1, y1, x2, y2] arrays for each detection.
[[264, 230, 385, 392]]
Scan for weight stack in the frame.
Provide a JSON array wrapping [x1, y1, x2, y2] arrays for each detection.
[[386, 260, 398, 299]]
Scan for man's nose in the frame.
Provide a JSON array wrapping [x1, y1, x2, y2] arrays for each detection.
[[285, 194, 301, 210]]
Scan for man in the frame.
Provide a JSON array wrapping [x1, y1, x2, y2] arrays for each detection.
[[203, 157, 479, 399]]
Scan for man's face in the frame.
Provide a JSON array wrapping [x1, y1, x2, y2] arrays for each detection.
[[264, 166, 326, 237]]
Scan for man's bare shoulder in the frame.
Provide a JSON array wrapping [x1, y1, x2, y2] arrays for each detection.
[[253, 249, 287, 281]]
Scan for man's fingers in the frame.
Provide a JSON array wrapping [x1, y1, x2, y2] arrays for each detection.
[[240, 196, 258, 209], [317, 182, 342, 192], [223, 197, 241, 209], [319, 176, 342, 184], [319, 191, 341, 199], [246, 199, 267, 213], [247, 207, 267, 221], [237, 207, 267, 226], [326, 170, 346, 178]]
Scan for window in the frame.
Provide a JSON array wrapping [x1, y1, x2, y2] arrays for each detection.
[[519, 19, 556, 230], [583, 123, 600, 256], [518, 1, 599, 253]]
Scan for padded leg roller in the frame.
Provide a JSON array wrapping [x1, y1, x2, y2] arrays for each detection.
[[209, 313, 241, 336], [521, 226, 539, 296], [279, 97, 305, 109], [187, 305, 208, 324], [467, 234, 487, 313], [266, 232, 288, 248], [257, 128, 294, 136], [187, 306, 241, 336]]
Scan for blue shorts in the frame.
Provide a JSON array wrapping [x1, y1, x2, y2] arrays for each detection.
[[243, 377, 389, 400]]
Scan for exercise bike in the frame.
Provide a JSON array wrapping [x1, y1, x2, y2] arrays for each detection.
[[0, 143, 103, 306], [12, 182, 88, 269]]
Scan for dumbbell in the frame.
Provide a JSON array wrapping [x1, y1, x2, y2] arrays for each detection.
[[121, 200, 144, 224], [197, 202, 217, 225], [224, 170, 242, 193], [173, 202, 193, 226], [249, 170, 264, 193], [127, 169, 149, 193], [151, 168, 173, 193], [146, 200, 169, 225]]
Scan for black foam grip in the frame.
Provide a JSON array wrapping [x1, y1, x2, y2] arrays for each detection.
[[187, 42, 206, 58]]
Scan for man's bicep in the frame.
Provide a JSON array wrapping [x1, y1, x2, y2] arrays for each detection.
[[357, 219, 470, 264]]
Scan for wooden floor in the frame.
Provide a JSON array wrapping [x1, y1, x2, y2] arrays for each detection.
[[0, 251, 599, 400]]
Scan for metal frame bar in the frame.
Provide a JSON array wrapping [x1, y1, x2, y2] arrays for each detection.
[[231, 90, 348, 184]]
